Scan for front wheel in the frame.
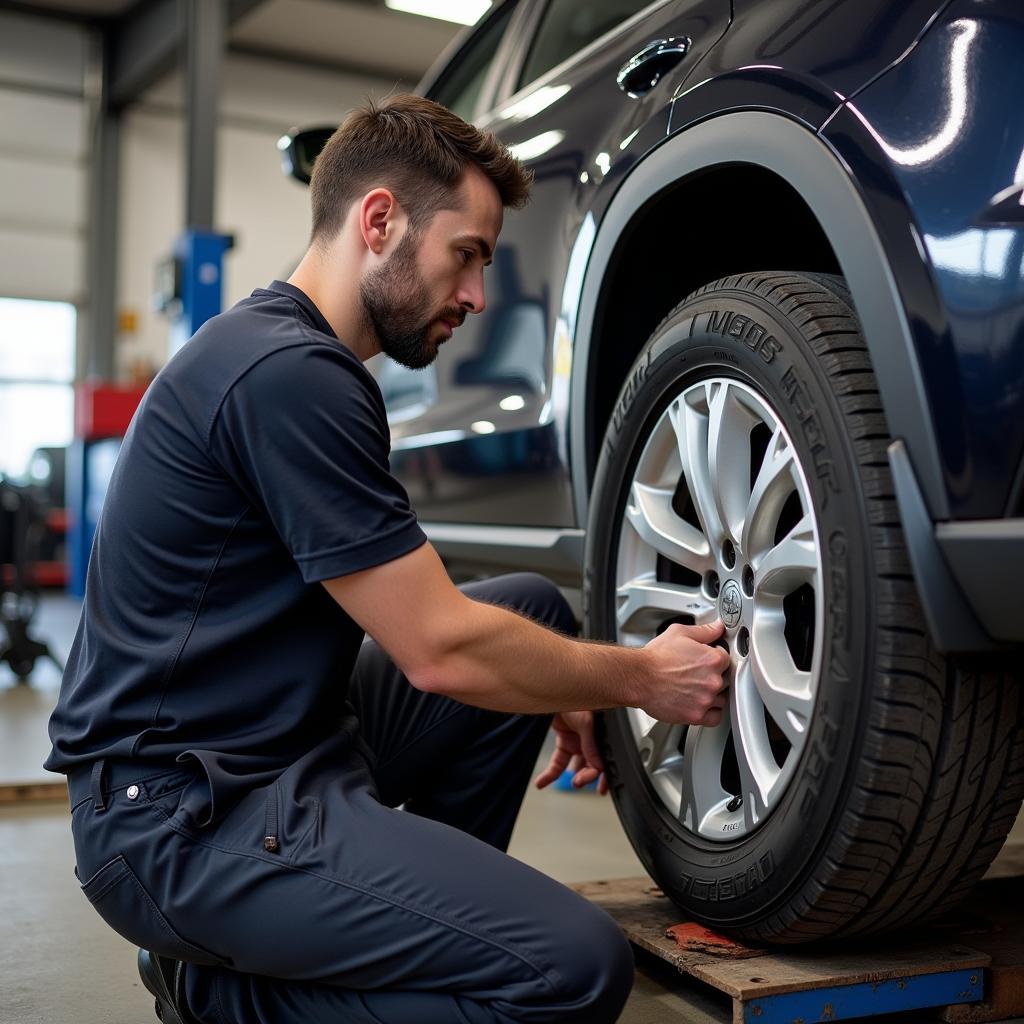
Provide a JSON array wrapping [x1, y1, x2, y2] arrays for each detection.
[[585, 272, 1024, 943]]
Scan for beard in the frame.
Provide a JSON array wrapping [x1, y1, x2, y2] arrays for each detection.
[[359, 229, 462, 370]]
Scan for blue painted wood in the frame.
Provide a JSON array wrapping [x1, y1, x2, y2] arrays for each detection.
[[743, 968, 983, 1024]]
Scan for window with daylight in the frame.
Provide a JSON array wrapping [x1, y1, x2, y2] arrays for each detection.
[[0, 297, 76, 480]]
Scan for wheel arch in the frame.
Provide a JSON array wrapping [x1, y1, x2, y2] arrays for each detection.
[[569, 110, 946, 530]]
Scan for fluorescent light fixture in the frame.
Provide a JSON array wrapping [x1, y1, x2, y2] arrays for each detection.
[[595, 151, 611, 176], [499, 394, 525, 411], [385, 0, 491, 25], [470, 420, 496, 434], [508, 131, 564, 162]]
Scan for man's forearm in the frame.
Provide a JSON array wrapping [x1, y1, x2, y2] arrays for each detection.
[[415, 597, 649, 714]]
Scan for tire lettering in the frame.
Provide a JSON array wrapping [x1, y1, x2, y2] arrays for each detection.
[[798, 707, 840, 822], [828, 531, 848, 651], [678, 852, 774, 902], [607, 348, 652, 454], [780, 367, 841, 501], [704, 310, 781, 364]]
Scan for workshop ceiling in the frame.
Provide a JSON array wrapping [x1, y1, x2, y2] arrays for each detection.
[[232, 0, 461, 81], [10, 0, 464, 82]]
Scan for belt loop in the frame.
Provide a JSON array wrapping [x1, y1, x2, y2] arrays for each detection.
[[91, 758, 108, 812]]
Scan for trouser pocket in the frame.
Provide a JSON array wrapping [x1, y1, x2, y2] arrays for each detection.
[[78, 854, 226, 966]]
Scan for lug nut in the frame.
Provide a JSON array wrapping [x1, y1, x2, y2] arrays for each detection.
[[738, 627, 750, 657], [705, 571, 720, 597]]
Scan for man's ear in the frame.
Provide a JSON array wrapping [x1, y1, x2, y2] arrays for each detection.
[[358, 188, 403, 256]]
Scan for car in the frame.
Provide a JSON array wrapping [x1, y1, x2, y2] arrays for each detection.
[[280, 0, 1024, 944]]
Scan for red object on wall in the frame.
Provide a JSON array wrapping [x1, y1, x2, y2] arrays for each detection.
[[75, 382, 149, 440]]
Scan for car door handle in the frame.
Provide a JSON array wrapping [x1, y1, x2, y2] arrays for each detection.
[[616, 37, 691, 98]]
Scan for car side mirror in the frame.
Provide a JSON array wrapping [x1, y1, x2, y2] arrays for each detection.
[[278, 127, 336, 185]]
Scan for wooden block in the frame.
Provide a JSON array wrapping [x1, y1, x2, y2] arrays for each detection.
[[574, 876, 992, 1017], [0, 781, 68, 804]]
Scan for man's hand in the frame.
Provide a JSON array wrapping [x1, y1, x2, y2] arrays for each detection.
[[638, 621, 732, 726], [534, 711, 609, 794]]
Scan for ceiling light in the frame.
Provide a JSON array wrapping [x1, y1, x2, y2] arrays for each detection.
[[385, 0, 491, 25]]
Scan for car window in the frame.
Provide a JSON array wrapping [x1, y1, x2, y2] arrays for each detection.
[[432, 3, 516, 121], [517, 0, 651, 90]]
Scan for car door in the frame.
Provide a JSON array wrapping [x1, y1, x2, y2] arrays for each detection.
[[392, 0, 731, 532]]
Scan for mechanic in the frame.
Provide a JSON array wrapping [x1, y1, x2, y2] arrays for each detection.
[[44, 94, 731, 1024]]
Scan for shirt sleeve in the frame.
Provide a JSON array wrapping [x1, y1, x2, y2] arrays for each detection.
[[208, 340, 427, 582]]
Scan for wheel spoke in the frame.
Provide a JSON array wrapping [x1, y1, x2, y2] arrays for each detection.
[[732, 661, 779, 831], [755, 513, 817, 596], [707, 383, 755, 544], [741, 427, 797, 559], [615, 574, 714, 634], [638, 720, 684, 777], [749, 625, 814, 745], [669, 391, 726, 548], [625, 482, 712, 573], [679, 717, 731, 832]]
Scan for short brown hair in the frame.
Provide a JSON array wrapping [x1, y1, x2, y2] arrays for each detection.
[[309, 94, 533, 245]]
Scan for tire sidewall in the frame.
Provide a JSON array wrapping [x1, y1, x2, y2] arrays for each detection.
[[585, 287, 873, 928]]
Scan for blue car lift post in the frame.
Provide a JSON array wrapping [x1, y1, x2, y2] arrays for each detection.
[[571, 875, 1024, 1024]]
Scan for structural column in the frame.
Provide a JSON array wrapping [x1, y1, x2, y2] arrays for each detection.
[[83, 28, 118, 381], [183, 0, 226, 231]]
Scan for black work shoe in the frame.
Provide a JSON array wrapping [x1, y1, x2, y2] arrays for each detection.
[[137, 948, 196, 1024]]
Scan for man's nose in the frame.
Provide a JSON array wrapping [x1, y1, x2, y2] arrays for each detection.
[[456, 277, 486, 316]]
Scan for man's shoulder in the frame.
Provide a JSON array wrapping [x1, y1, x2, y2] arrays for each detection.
[[167, 288, 365, 392]]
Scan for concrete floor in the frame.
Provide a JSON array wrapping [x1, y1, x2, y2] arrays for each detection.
[[3, 595, 1023, 1024]]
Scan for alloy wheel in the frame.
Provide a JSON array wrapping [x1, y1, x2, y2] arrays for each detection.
[[615, 377, 824, 841]]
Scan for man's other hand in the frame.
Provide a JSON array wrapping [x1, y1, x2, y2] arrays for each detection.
[[533, 711, 609, 795]]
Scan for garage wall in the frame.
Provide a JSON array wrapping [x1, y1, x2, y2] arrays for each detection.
[[0, 10, 89, 303], [117, 54, 403, 375]]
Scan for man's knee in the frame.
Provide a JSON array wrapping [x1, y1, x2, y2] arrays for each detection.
[[549, 903, 634, 1023], [506, 573, 578, 637]]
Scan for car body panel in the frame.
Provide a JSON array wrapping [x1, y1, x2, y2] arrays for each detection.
[[398, 0, 731, 529], [833, 0, 1024, 519], [348, 0, 1024, 643]]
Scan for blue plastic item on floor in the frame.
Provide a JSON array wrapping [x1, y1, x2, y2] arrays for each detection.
[[554, 769, 600, 792]]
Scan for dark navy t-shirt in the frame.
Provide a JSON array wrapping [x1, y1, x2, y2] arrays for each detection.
[[44, 281, 426, 781]]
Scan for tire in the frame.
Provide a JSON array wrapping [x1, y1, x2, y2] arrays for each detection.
[[584, 272, 1024, 943]]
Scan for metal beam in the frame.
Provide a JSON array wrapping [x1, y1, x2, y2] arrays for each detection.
[[108, 0, 266, 112], [84, 27, 118, 380], [184, 0, 225, 229], [107, 0, 178, 111]]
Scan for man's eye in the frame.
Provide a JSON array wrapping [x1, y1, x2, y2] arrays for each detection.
[[460, 250, 473, 264]]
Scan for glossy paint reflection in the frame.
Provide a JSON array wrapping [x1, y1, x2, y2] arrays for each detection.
[[846, 3, 1024, 515]]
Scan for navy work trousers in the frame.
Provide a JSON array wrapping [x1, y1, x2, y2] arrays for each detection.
[[67, 573, 635, 1024]]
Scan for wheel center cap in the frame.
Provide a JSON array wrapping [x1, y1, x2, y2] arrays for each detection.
[[720, 580, 742, 628]]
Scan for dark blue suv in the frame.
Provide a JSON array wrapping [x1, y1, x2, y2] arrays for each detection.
[[282, 0, 1024, 943]]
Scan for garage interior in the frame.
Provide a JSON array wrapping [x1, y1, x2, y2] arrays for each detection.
[[2, 1, 1023, 1023]]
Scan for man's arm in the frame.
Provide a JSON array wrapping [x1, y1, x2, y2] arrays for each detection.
[[323, 541, 729, 726]]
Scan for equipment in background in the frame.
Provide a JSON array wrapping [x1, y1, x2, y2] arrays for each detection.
[[68, 384, 148, 598], [0, 478, 63, 683], [155, 229, 234, 357]]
